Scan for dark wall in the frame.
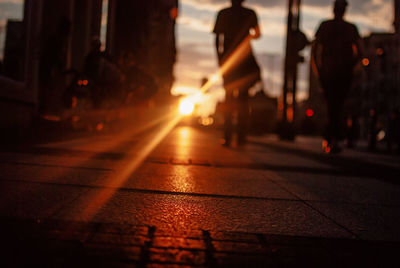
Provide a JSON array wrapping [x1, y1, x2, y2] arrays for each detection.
[[110, 0, 178, 92]]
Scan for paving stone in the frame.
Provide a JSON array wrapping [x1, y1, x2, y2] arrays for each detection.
[[147, 263, 194, 268], [170, 158, 190, 165], [214, 253, 274, 266], [96, 222, 148, 236], [48, 229, 92, 243], [154, 228, 203, 239], [153, 236, 206, 250], [88, 233, 149, 246], [149, 248, 206, 265], [84, 244, 142, 261], [211, 241, 266, 254], [146, 157, 170, 164], [189, 159, 211, 167], [210, 231, 259, 243]]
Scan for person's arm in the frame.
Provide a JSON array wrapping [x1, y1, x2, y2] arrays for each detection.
[[213, 12, 224, 65], [311, 23, 325, 78], [352, 25, 364, 71], [249, 10, 261, 40], [215, 34, 224, 64], [311, 40, 322, 79], [250, 25, 261, 39]]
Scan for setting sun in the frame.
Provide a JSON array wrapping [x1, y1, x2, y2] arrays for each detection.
[[179, 99, 195, 116]]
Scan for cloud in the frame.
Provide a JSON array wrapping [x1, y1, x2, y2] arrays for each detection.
[[0, 0, 23, 3], [182, 0, 393, 33], [174, 42, 219, 87]]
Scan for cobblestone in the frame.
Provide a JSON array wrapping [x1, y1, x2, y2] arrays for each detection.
[[211, 240, 266, 254], [153, 237, 206, 250], [210, 231, 259, 243], [88, 233, 149, 246], [1, 217, 400, 267], [149, 248, 206, 265], [154, 228, 203, 239]]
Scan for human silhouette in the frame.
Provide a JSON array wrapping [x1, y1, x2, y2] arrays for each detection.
[[213, 0, 261, 146], [119, 52, 158, 104], [312, 0, 363, 153], [83, 37, 120, 108]]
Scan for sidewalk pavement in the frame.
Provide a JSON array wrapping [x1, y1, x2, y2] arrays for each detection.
[[1, 104, 400, 266], [3, 217, 399, 267]]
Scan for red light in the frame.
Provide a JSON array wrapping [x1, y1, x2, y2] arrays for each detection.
[[83, 80, 88, 86], [306, 109, 314, 117], [362, 58, 370, 66]]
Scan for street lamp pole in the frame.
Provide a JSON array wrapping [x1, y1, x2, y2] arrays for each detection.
[[279, 0, 305, 140]]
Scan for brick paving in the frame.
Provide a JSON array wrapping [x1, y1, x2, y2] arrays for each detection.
[[2, 217, 399, 267]]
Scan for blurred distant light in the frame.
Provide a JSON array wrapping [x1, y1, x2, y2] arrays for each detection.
[[210, 74, 219, 83], [72, 115, 80, 122], [83, 79, 89, 86], [200, 117, 214, 126], [322, 140, 331, 153], [179, 99, 195, 116], [376, 48, 384, 56], [362, 58, 370, 66], [96, 123, 104, 131], [377, 130, 385, 141], [306, 109, 314, 117]]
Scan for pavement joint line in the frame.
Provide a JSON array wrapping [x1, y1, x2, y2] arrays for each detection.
[[3, 177, 400, 209], [145, 158, 361, 178], [0, 178, 304, 202], [2, 216, 400, 265], [138, 225, 155, 267], [0, 161, 114, 171], [266, 176, 361, 240], [3, 150, 378, 179], [47, 187, 93, 221], [202, 230, 217, 267], [257, 233, 268, 248]]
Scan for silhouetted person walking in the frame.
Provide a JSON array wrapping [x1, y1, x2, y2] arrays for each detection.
[[313, 0, 363, 153], [84, 37, 121, 108], [213, 0, 261, 146]]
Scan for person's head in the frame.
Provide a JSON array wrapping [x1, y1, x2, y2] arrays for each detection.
[[333, 0, 348, 19], [231, 0, 244, 7]]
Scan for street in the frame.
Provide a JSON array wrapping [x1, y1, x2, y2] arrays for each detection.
[[1, 111, 400, 266]]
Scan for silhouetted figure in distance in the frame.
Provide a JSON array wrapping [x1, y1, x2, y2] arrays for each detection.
[[312, 0, 363, 153], [84, 37, 120, 108], [119, 52, 158, 104], [213, 0, 261, 146]]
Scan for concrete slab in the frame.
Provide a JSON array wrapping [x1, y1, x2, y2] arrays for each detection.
[[0, 162, 114, 186], [309, 202, 400, 241], [0, 180, 88, 219], [54, 189, 353, 239], [125, 163, 294, 200], [268, 172, 400, 206]]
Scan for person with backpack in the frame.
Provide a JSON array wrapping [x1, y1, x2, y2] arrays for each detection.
[[312, 0, 363, 153]]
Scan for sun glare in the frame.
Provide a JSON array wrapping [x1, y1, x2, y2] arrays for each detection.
[[179, 99, 195, 115]]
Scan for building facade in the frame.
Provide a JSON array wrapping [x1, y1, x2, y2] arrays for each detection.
[[0, 0, 178, 138]]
